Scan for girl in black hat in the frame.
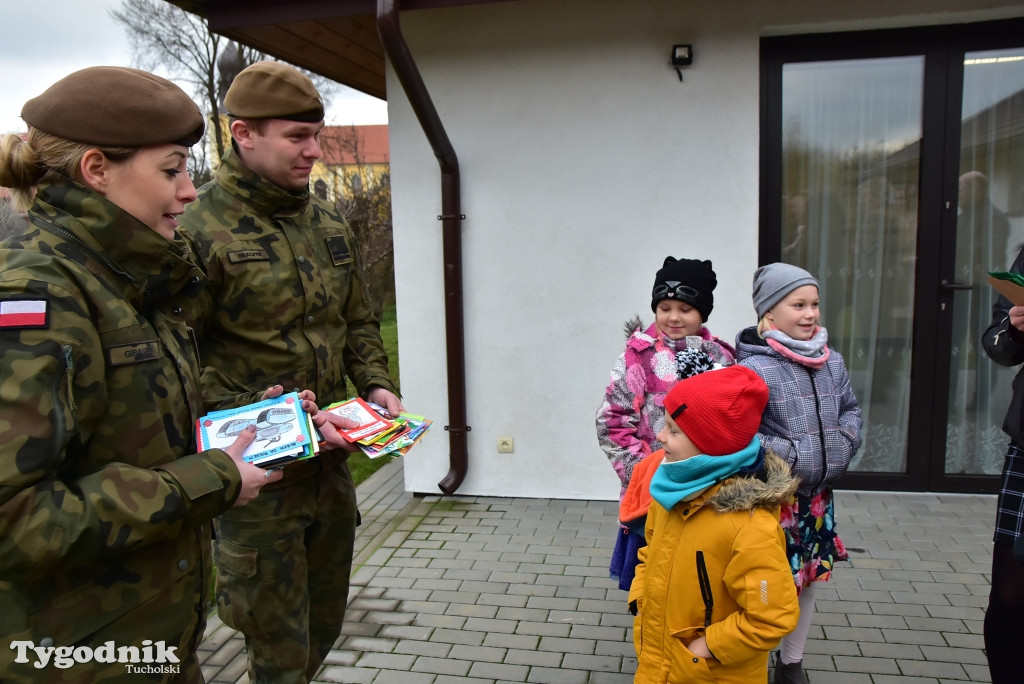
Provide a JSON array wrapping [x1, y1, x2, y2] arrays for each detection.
[[596, 256, 736, 592]]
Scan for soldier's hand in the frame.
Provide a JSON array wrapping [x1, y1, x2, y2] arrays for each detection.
[[366, 387, 405, 417], [223, 425, 284, 506], [295, 388, 319, 416], [263, 386, 322, 416], [314, 411, 362, 452], [260, 384, 285, 401]]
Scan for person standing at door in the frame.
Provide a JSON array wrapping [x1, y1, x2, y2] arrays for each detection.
[[179, 60, 404, 683], [735, 263, 863, 684], [981, 244, 1024, 684], [954, 171, 1011, 405], [959, 171, 1010, 277]]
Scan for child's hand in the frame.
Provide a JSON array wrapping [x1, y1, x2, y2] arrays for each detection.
[[686, 635, 713, 660]]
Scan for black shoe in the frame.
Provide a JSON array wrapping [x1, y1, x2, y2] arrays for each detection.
[[773, 659, 808, 684]]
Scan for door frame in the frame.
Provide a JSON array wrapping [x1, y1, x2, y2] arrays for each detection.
[[760, 18, 1024, 492]]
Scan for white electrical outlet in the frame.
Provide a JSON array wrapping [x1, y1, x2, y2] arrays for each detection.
[[497, 437, 514, 453]]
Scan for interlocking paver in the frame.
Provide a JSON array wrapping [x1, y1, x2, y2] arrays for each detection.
[[198, 463, 995, 683]]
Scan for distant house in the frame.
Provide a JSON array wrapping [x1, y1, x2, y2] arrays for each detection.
[[311, 124, 389, 204], [165, 0, 1024, 498]]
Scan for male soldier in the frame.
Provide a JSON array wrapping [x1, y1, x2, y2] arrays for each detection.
[[180, 61, 403, 683]]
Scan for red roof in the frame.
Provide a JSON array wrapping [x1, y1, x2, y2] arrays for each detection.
[[320, 125, 389, 166]]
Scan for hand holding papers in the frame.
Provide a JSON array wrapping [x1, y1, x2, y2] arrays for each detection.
[[196, 392, 318, 468], [323, 397, 393, 442], [324, 397, 432, 459], [988, 271, 1024, 306]]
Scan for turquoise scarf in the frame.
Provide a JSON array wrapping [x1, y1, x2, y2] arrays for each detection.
[[650, 438, 762, 511]]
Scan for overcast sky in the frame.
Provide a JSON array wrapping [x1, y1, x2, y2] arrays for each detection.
[[1, 0, 388, 134]]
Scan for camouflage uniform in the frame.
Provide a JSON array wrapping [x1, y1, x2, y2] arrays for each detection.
[[0, 173, 244, 683], [180, 148, 396, 683]]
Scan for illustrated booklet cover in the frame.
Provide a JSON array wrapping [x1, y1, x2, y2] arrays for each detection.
[[324, 398, 433, 459], [196, 392, 318, 468]]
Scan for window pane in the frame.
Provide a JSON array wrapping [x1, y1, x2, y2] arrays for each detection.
[[947, 47, 1024, 476], [782, 57, 924, 473]]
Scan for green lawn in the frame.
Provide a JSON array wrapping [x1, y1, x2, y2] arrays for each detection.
[[346, 303, 400, 487]]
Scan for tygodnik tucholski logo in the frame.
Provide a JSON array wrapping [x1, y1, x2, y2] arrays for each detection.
[[10, 639, 181, 674]]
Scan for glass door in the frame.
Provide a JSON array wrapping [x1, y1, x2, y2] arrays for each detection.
[[781, 56, 924, 478], [762, 20, 1024, 492], [945, 47, 1024, 478]]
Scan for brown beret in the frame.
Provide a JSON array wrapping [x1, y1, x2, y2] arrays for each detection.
[[21, 66, 205, 147], [224, 61, 324, 123]]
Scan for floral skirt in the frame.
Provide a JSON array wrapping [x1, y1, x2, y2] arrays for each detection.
[[780, 488, 848, 590], [609, 527, 646, 592]]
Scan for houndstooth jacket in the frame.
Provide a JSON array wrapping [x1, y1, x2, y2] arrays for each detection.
[[735, 326, 863, 497]]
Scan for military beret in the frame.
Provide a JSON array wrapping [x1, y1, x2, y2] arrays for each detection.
[[21, 66, 205, 147], [224, 61, 324, 122]]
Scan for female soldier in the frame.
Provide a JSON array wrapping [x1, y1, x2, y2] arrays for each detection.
[[0, 66, 284, 682]]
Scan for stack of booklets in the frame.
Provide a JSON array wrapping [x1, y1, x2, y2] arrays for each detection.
[[196, 392, 319, 468], [324, 397, 433, 459]]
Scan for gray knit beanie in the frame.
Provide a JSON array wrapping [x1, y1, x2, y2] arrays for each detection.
[[752, 263, 819, 318]]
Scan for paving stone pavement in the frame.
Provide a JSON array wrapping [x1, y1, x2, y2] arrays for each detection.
[[199, 460, 996, 684]]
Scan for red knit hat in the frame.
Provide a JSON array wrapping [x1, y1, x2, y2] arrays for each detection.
[[664, 365, 769, 456]]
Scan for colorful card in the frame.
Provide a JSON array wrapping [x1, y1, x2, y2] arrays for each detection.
[[322, 398, 432, 459]]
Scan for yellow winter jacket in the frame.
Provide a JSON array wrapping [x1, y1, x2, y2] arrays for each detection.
[[629, 452, 799, 684]]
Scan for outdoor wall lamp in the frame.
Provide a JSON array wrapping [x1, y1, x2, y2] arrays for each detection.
[[671, 44, 693, 81]]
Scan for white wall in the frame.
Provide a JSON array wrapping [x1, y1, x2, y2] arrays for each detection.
[[386, 0, 1024, 499]]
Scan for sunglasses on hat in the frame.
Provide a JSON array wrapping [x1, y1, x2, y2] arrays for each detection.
[[653, 281, 699, 301]]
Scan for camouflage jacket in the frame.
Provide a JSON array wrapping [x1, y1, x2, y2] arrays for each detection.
[[180, 148, 396, 412], [0, 173, 243, 682]]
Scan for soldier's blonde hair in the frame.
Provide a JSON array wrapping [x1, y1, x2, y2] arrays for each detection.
[[0, 130, 137, 212]]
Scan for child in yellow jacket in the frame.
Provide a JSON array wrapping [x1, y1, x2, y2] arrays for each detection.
[[629, 365, 799, 684]]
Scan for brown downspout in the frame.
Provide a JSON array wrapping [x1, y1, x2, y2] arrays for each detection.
[[377, 0, 469, 495]]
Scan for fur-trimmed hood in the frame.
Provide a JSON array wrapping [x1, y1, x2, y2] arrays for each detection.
[[619, 450, 797, 533], [621, 316, 737, 360], [624, 314, 645, 339], [707, 451, 798, 513], [630, 450, 800, 684]]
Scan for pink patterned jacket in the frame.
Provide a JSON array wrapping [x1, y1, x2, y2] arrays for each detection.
[[596, 320, 735, 498]]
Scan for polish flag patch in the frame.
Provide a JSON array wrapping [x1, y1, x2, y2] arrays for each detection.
[[0, 299, 49, 328]]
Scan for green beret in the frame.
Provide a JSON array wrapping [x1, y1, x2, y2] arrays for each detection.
[[224, 61, 324, 123], [21, 66, 205, 147]]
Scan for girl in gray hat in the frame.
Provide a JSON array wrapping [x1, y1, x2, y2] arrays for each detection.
[[735, 263, 864, 684]]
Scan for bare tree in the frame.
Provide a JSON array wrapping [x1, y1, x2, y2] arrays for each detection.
[[320, 126, 395, 309], [110, 0, 262, 172]]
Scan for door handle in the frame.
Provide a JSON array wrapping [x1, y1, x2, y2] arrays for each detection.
[[939, 279, 974, 291]]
